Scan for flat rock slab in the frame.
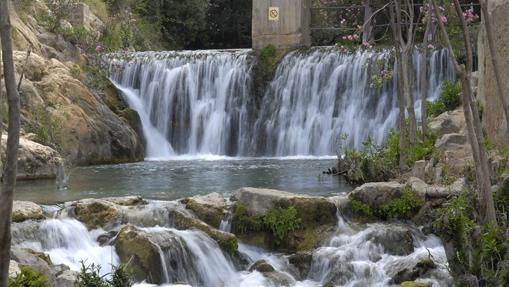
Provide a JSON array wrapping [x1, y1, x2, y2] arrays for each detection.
[[12, 201, 45, 222], [235, 187, 315, 215]]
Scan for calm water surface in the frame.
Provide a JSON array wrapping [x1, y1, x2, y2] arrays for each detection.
[[15, 158, 352, 204]]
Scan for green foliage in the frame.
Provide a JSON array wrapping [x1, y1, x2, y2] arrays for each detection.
[[232, 203, 264, 234], [81, 0, 108, 21], [233, 203, 302, 245], [24, 105, 64, 151], [70, 64, 82, 79], [75, 262, 133, 287], [380, 186, 424, 220], [263, 206, 301, 244], [8, 266, 49, 287], [350, 199, 374, 219], [426, 80, 461, 118]]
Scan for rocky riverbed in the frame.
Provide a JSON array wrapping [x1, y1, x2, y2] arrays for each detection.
[[9, 186, 454, 287]]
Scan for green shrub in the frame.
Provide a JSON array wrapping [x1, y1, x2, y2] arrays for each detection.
[[8, 266, 49, 287], [263, 206, 301, 244], [350, 199, 374, 219], [380, 186, 424, 220], [75, 262, 133, 287], [426, 80, 461, 118]]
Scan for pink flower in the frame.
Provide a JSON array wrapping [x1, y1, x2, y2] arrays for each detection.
[[427, 44, 434, 49], [440, 15, 448, 24], [347, 35, 353, 41], [95, 45, 102, 53]]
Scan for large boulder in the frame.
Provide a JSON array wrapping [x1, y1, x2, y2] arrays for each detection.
[[369, 225, 415, 256], [114, 225, 165, 284], [429, 109, 465, 138], [232, 188, 337, 252], [182, 192, 226, 228], [349, 182, 406, 210], [12, 201, 45, 222], [3, 135, 64, 180], [73, 199, 121, 229], [103, 196, 147, 206], [8, 260, 20, 279], [10, 248, 53, 285]]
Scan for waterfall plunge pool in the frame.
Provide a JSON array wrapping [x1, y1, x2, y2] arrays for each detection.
[[15, 157, 352, 204]]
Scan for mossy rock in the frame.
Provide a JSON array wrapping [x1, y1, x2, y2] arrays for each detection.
[[171, 210, 238, 256], [114, 225, 164, 284], [73, 199, 121, 229], [183, 197, 225, 228], [400, 282, 431, 287]]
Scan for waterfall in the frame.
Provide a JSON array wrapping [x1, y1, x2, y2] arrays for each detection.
[[107, 48, 453, 158]]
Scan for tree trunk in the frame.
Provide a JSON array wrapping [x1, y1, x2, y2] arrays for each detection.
[[0, 0, 22, 285], [432, 0, 497, 224], [420, 32, 430, 140], [402, 46, 417, 144], [479, 0, 509, 132], [362, 0, 373, 43], [390, 3, 407, 170]]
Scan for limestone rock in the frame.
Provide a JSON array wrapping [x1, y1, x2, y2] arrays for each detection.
[[369, 225, 415, 256], [73, 199, 121, 229], [248, 260, 275, 273], [10, 248, 53, 284], [287, 252, 312, 279], [12, 51, 144, 165], [389, 257, 437, 284], [412, 160, 427, 181], [429, 108, 465, 137], [8, 260, 20, 279], [183, 192, 226, 228], [4, 135, 64, 180], [103, 196, 147, 206], [349, 182, 405, 209], [114, 225, 165, 284], [435, 133, 467, 149], [55, 269, 79, 287], [232, 188, 337, 252], [12, 201, 45, 222]]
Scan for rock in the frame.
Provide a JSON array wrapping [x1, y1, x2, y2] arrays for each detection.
[[235, 188, 337, 225], [389, 257, 436, 284], [412, 160, 427, 181], [2, 135, 64, 180], [97, 230, 118, 246], [183, 192, 226, 228], [264, 270, 296, 287], [248, 260, 275, 273], [11, 248, 53, 284], [8, 260, 20, 279], [171, 210, 238, 256], [12, 201, 45, 222], [287, 252, 312, 279], [73, 199, 121, 229], [349, 182, 405, 210], [232, 187, 337, 252], [55, 269, 79, 287], [429, 108, 465, 137], [103, 196, 147, 206], [435, 133, 467, 149], [114, 225, 165, 284], [400, 282, 432, 287], [370, 225, 415, 256], [12, 51, 144, 165]]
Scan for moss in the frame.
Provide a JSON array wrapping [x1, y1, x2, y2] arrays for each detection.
[[232, 203, 264, 234], [379, 186, 424, 220], [253, 45, 287, 103], [400, 282, 431, 287], [185, 199, 224, 228], [8, 266, 49, 287], [263, 206, 301, 244]]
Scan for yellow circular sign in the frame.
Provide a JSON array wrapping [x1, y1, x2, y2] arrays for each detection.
[[270, 9, 279, 19]]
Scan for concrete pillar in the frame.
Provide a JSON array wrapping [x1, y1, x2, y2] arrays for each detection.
[[252, 0, 311, 50]]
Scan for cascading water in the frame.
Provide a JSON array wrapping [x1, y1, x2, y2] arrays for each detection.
[[107, 48, 453, 158], [108, 50, 254, 159], [11, 201, 453, 287]]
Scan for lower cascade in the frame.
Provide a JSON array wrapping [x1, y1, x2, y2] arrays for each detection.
[[107, 48, 453, 159], [11, 198, 452, 287]]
